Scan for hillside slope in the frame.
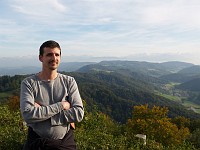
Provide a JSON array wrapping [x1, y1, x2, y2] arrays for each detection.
[[68, 72, 200, 123]]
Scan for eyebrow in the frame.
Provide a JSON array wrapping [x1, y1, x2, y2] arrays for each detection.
[[45, 52, 60, 56]]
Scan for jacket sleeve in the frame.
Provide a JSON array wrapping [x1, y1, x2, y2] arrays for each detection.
[[20, 79, 64, 124], [51, 77, 84, 126]]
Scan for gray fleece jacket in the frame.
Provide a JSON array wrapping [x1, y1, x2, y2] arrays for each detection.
[[20, 73, 84, 139]]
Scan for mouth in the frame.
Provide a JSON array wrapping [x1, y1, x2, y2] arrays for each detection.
[[49, 61, 58, 66]]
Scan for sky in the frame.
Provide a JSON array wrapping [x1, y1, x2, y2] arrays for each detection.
[[1, 0, 200, 65]]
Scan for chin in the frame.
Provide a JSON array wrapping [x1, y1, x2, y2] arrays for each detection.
[[49, 66, 58, 70], [51, 68, 58, 70]]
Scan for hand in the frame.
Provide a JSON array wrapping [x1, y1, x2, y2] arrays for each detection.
[[62, 101, 70, 110], [34, 102, 41, 107]]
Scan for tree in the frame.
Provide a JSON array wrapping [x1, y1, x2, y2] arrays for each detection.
[[172, 116, 190, 129], [127, 104, 190, 146], [0, 104, 26, 149], [74, 101, 127, 150], [7, 95, 20, 111], [189, 128, 200, 148]]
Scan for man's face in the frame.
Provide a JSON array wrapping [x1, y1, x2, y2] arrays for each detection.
[[39, 47, 61, 70]]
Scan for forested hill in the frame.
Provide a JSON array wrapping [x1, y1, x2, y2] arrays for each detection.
[[67, 71, 200, 123], [0, 60, 200, 123], [67, 60, 200, 123], [177, 78, 200, 91], [77, 60, 194, 77], [160, 65, 200, 83]]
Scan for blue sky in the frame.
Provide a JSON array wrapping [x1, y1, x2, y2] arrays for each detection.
[[1, 0, 200, 64]]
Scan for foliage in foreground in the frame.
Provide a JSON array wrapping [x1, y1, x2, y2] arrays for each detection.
[[0, 104, 26, 149], [127, 104, 190, 146], [0, 96, 199, 149]]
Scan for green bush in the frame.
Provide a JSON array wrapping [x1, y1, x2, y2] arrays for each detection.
[[0, 105, 27, 150], [189, 128, 200, 149]]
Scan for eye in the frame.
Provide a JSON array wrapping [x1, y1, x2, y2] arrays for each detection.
[[46, 53, 53, 57], [55, 53, 60, 57]]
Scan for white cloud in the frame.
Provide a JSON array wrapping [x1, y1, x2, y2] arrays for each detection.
[[135, 0, 200, 29], [11, 0, 67, 21], [0, 0, 200, 64]]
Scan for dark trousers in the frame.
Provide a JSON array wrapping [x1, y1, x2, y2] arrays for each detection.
[[23, 127, 77, 150]]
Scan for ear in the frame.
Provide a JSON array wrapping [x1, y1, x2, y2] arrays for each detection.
[[39, 55, 43, 62]]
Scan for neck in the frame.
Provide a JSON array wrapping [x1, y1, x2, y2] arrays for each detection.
[[38, 70, 58, 81]]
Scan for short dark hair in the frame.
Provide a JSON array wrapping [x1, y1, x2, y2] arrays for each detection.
[[39, 40, 61, 56]]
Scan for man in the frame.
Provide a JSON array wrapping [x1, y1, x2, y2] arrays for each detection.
[[20, 40, 84, 150]]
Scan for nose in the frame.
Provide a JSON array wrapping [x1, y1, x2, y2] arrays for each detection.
[[52, 54, 57, 60]]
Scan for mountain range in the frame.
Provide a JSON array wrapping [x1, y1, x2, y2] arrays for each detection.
[[1, 60, 200, 123]]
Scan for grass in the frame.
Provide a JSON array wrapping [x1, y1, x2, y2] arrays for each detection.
[[0, 92, 13, 103], [156, 82, 200, 114], [182, 100, 200, 114], [159, 93, 182, 103], [0, 92, 11, 97]]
